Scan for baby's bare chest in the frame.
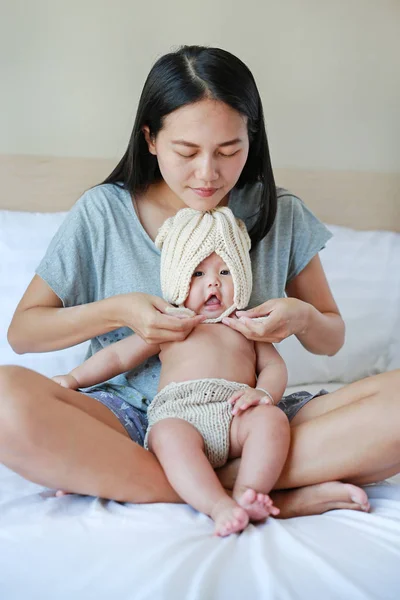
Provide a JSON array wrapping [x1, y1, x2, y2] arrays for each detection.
[[161, 324, 255, 362]]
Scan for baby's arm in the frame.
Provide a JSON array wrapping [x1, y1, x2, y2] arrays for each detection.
[[53, 335, 160, 390], [229, 343, 287, 414], [254, 341, 288, 404]]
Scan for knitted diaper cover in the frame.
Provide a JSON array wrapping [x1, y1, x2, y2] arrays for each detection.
[[145, 378, 249, 468]]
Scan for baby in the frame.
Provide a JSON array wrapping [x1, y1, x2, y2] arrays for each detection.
[[54, 207, 290, 536]]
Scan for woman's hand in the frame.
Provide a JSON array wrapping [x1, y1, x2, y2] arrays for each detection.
[[52, 374, 79, 390], [119, 292, 205, 344], [222, 298, 310, 343]]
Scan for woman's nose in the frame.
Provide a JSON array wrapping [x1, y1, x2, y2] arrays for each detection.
[[195, 156, 218, 182]]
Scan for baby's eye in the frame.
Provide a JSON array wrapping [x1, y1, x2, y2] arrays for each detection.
[[220, 270, 231, 276], [192, 271, 203, 277]]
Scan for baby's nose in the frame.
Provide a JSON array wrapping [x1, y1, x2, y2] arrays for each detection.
[[208, 278, 220, 287]]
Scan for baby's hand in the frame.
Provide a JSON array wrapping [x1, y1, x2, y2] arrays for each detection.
[[52, 374, 79, 390], [228, 388, 274, 416]]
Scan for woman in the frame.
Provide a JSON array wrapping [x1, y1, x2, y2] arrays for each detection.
[[1, 46, 399, 516]]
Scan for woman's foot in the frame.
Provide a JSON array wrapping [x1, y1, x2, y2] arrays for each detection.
[[236, 488, 280, 521], [271, 481, 370, 518], [211, 497, 249, 537]]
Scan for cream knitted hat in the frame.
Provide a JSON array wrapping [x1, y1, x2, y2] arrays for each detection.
[[155, 207, 252, 323]]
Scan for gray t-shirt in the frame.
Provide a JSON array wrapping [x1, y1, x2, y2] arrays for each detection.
[[36, 183, 332, 411]]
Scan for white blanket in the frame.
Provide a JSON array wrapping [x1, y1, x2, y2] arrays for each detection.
[[0, 463, 399, 600]]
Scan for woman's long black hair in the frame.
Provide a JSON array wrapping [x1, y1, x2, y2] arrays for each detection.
[[103, 45, 277, 245]]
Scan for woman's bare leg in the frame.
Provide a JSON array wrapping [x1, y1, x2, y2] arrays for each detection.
[[2, 366, 399, 516], [0, 365, 180, 503], [217, 370, 400, 517], [278, 370, 400, 488]]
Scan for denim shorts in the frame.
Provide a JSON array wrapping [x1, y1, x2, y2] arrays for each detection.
[[84, 388, 328, 447]]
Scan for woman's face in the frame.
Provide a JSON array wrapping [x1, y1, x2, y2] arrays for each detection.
[[144, 99, 250, 210]]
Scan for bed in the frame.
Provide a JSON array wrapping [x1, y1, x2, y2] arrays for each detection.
[[1, 155, 399, 599]]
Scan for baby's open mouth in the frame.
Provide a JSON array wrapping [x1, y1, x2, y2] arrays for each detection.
[[205, 295, 221, 306]]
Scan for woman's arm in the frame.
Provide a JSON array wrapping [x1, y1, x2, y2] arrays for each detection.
[[8, 275, 205, 354], [54, 335, 160, 390], [285, 255, 345, 356], [223, 255, 345, 356], [8, 275, 125, 354]]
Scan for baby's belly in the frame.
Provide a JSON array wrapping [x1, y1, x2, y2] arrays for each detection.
[[158, 355, 256, 390]]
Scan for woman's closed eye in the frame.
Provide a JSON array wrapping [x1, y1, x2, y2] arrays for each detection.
[[218, 151, 240, 158], [176, 150, 240, 159], [178, 153, 197, 159]]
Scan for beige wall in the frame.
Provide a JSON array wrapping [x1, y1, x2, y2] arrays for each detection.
[[1, 0, 399, 172]]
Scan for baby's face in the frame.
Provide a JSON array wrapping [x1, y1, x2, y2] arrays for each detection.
[[184, 253, 234, 318]]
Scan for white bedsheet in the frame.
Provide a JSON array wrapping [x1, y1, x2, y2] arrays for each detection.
[[0, 462, 399, 600]]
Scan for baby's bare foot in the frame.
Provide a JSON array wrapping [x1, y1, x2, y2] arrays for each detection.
[[237, 488, 279, 521], [271, 481, 370, 519], [211, 497, 249, 537]]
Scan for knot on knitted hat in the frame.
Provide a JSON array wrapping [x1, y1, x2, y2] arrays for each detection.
[[155, 207, 252, 321]]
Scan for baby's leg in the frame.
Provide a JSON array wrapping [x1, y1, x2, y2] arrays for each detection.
[[148, 418, 249, 536], [229, 405, 290, 521]]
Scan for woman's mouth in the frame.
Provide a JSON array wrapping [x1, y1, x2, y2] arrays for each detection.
[[191, 187, 219, 198]]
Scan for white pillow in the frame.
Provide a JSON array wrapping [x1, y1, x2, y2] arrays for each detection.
[[279, 225, 400, 385], [0, 210, 88, 378]]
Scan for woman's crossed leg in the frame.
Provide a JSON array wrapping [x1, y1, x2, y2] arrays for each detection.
[[1, 366, 399, 518]]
